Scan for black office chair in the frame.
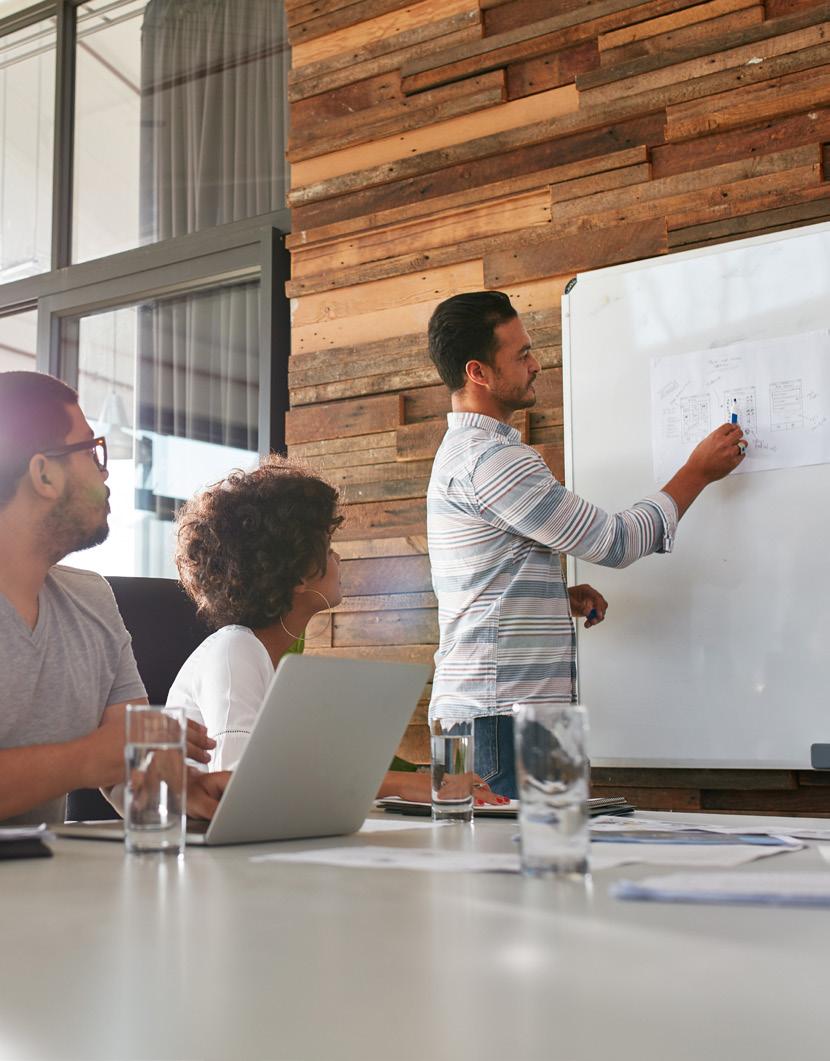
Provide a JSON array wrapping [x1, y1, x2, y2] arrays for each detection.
[[65, 577, 211, 822]]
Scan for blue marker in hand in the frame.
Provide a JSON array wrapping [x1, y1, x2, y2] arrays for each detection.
[[730, 398, 739, 425]]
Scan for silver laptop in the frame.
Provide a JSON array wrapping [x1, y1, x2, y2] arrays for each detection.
[[55, 655, 431, 846]]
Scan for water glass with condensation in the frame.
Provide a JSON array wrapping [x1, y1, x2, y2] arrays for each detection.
[[514, 703, 589, 877], [124, 705, 187, 856], [431, 719, 475, 823]]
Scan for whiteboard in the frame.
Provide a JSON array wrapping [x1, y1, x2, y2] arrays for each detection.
[[562, 221, 830, 768]]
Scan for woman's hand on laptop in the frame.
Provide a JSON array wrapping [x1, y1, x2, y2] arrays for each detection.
[[186, 768, 232, 819], [185, 720, 216, 766]]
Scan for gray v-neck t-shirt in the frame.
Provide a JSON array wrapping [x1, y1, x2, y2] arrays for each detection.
[[0, 564, 146, 825]]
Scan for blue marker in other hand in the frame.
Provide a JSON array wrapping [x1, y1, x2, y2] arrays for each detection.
[[587, 609, 598, 623]]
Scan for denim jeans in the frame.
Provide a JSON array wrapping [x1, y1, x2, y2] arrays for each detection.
[[474, 715, 517, 799]]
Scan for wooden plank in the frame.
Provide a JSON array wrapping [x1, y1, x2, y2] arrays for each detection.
[[340, 554, 433, 595], [285, 394, 404, 446], [289, 333, 427, 387], [305, 644, 436, 665], [701, 789, 830, 814], [590, 785, 702, 810], [288, 72, 506, 162], [290, 72, 402, 133], [333, 608, 438, 648], [534, 443, 565, 477], [335, 536, 428, 560], [290, 114, 665, 231], [291, 261, 484, 354], [667, 195, 830, 249], [288, 147, 648, 252], [485, 0, 589, 35], [291, 187, 549, 280], [335, 591, 437, 612], [651, 106, 830, 178], [665, 165, 827, 228], [591, 767, 798, 789], [507, 41, 600, 99], [288, 430, 398, 458], [484, 219, 667, 287], [666, 64, 830, 141], [329, 460, 436, 487], [576, 8, 830, 101], [600, 6, 765, 67], [340, 476, 431, 504], [291, 342, 562, 405], [302, 447, 400, 472], [290, 85, 578, 191], [335, 497, 427, 539], [399, 0, 709, 93], [551, 144, 820, 229], [396, 420, 448, 462], [290, 0, 464, 53], [286, 0, 403, 30], [766, 0, 827, 14], [292, 261, 484, 327], [598, 0, 760, 52], [289, 24, 483, 103]]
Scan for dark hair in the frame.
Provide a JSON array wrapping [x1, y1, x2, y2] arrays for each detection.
[[428, 291, 518, 392], [175, 455, 343, 630], [0, 371, 78, 507]]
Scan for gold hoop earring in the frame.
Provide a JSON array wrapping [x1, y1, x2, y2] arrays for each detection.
[[279, 590, 332, 643]]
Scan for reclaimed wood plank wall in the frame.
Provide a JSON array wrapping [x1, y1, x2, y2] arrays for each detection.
[[284, 0, 830, 813]]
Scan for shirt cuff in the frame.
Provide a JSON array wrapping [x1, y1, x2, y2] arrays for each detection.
[[643, 491, 678, 554]]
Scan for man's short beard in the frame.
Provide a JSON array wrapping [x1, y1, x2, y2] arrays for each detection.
[[42, 488, 109, 563]]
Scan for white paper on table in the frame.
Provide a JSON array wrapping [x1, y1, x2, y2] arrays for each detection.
[[359, 818, 437, 833], [251, 846, 521, 873], [612, 871, 830, 906], [251, 842, 795, 875], [650, 329, 830, 481], [590, 843, 797, 871], [594, 815, 830, 842]]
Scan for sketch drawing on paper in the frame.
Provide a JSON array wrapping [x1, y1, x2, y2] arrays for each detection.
[[650, 330, 830, 482]]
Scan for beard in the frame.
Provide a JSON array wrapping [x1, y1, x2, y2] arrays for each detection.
[[42, 482, 110, 562], [493, 376, 538, 411]]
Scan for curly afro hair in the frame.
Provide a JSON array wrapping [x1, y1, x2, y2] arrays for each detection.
[[175, 455, 343, 630]]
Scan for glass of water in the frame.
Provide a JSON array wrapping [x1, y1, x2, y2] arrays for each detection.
[[431, 719, 475, 823], [124, 704, 187, 856], [514, 703, 589, 877]]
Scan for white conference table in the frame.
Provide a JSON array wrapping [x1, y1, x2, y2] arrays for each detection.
[[1, 809, 828, 1061]]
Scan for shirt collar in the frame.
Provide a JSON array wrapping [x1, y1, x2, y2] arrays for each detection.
[[446, 411, 521, 444]]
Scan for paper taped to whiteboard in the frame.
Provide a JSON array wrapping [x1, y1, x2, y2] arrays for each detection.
[[650, 329, 830, 482]]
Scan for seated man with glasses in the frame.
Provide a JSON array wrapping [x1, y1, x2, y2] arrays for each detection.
[[0, 370, 228, 826]]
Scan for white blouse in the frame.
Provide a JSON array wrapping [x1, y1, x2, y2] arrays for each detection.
[[167, 625, 274, 771]]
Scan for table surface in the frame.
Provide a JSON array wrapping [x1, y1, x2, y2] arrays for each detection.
[[2, 809, 828, 1061]]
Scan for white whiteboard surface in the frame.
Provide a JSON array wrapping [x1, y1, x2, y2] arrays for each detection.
[[563, 221, 830, 769]]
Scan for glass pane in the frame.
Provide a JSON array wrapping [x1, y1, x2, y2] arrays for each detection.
[[0, 307, 36, 372], [0, 17, 55, 280], [72, 0, 288, 264], [69, 280, 260, 577]]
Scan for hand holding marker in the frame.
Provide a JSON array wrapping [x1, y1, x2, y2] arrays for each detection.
[[731, 399, 748, 456]]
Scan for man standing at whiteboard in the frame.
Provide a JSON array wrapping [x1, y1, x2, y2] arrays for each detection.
[[426, 291, 746, 798]]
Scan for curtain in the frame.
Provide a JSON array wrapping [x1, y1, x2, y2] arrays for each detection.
[[137, 0, 287, 457]]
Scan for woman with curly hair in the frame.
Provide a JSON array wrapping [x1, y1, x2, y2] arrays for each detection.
[[167, 456, 504, 804]]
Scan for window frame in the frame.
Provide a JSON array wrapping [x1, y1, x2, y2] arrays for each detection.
[[0, 0, 291, 454]]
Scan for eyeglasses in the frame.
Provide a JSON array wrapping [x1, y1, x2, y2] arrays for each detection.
[[41, 436, 108, 471]]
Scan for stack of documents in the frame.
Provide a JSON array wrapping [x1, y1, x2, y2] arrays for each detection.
[[612, 872, 830, 906]]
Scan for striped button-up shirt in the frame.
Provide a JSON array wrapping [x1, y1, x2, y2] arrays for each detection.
[[427, 412, 678, 722]]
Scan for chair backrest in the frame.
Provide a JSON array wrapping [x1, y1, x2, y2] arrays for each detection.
[[66, 577, 210, 821]]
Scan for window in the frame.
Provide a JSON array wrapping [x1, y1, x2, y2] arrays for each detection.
[[73, 0, 289, 262], [0, 1, 290, 579], [0, 307, 36, 371], [66, 279, 262, 577], [0, 16, 55, 281]]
